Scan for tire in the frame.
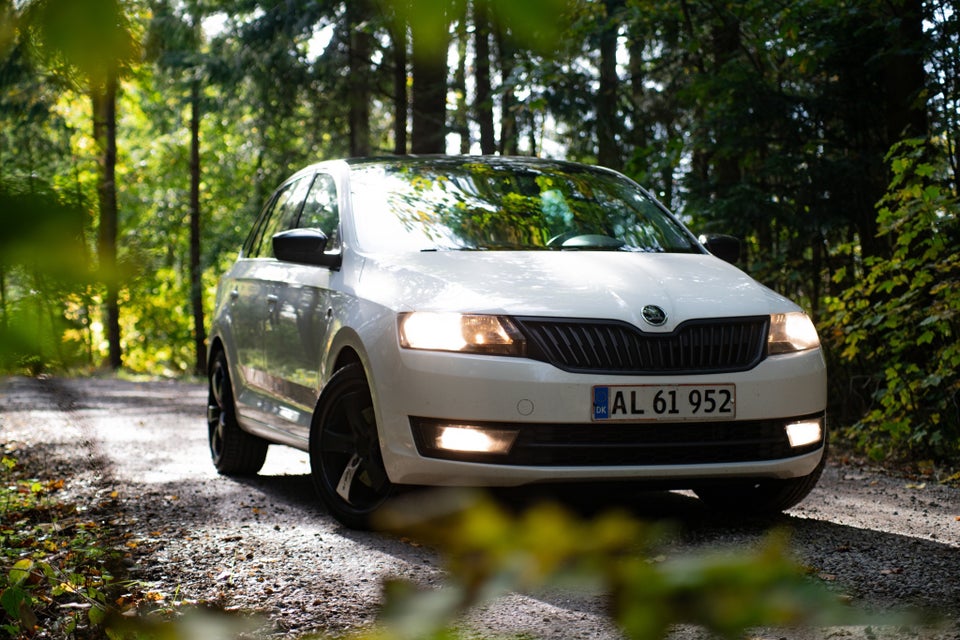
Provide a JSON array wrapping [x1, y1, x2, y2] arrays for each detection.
[[694, 440, 827, 515], [207, 350, 268, 475], [309, 364, 393, 529]]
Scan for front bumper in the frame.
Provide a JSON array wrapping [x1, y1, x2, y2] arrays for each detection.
[[369, 345, 827, 487]]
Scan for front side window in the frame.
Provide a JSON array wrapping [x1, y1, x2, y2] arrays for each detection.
[[349, 159, 698, 254], [246, 176, 311, 258], [298, 173, 341, 253]]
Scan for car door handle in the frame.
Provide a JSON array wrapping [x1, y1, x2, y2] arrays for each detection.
[[229, 289, 239, 301], [266, 295, 278, 308]]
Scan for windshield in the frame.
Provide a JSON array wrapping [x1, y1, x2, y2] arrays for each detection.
[[349, 159, 699, 253]]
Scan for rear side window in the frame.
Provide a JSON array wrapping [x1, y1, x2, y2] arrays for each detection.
[[244, 176, 312, 258]]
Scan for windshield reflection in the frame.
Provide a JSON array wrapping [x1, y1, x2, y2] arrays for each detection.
[[348, 158, 698, 254]]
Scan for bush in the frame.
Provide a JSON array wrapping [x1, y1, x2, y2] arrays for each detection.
[[822, 139, 960, 462]]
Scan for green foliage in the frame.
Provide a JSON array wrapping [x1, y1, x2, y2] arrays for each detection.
[[389, 0, 574, 59], [0, 453, 124, 636], [822, 139, 960, 461], [0, 21, 98, 373], [365, 493, 855, 640], [22, 0, 140, 86], [0, 187, 95, 373]]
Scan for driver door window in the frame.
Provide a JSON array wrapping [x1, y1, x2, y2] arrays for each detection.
[[249, 176, 312, 259], [298, 173, 341, 254]]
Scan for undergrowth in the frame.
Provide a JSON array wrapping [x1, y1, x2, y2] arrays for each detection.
[[0, 448, 129, 637]]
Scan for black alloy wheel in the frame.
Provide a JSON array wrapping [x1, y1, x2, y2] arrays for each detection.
[[207, 350, 268, 475], [310, 363, 393, 529]]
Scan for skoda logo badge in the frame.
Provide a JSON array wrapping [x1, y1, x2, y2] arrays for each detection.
[[641, 305, 667, 326]]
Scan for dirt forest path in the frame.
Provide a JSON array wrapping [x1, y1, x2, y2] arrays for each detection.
[[1, 375, 958, 639]]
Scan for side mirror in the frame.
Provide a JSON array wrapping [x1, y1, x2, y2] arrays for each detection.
[[698, 233, 741, 265], [273, 228, 341, 269]]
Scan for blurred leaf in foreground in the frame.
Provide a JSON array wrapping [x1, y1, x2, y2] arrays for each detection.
[[371, 489, 859, 640]]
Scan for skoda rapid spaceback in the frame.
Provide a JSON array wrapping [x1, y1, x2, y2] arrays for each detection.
[[206, 156, 827, 528]]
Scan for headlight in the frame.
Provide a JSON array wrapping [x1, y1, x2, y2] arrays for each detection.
[[398, 312, 526, 356], [767, 312, 820, 354]]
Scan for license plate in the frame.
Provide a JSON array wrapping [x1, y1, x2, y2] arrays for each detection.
[[592, 384, 736, 422]]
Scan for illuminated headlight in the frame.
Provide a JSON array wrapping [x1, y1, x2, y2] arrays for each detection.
[[785, 418, 824, 448], [398, 312, 525, 356], [767, 312, 820, 354]]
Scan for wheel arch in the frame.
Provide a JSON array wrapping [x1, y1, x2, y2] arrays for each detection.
[[323, 341, 379, 431], [207, 335, 226, 372], [330, 345, 362, 373], [319, 327, 396, 473], [323, 323, 377, 387]]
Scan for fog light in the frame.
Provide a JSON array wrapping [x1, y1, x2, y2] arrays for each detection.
[[434, 425, 518, 454], [785, 419, 823, 448]]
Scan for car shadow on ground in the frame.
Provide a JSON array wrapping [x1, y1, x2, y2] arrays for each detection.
[[238, 470, 720, 528], [226, 471, 960, 622]]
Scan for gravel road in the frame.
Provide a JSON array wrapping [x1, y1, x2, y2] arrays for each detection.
[[1, 375, 958, 639]]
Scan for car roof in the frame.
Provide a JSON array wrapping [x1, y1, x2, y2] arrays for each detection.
[[340, 154, 622, 177]]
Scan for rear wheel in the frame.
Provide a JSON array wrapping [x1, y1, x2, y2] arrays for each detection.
[[310, 364, 393, 529], [207, 350, 268, 475], [694, 444, 827, 514]]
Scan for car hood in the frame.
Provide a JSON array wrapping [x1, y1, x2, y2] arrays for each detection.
[[356, 251, 798, 331]]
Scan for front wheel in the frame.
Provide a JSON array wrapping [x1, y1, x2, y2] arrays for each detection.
[[207, 350, 268, 475], [309, 364, 393, 529]]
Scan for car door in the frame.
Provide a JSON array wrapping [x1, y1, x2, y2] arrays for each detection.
[[263, 171, 343, 442], [231, 174, 312, 429]]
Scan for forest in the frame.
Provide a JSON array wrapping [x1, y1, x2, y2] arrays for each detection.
[[0, 0, 957, 464]]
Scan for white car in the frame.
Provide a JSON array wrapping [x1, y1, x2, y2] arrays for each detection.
[[207, 156, 827, 528]]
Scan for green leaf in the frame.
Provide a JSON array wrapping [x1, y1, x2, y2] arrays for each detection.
[[915, 163, 935, 178], [88, 604, 107, 626], [8, 559, 33, 587], [1, 586, 27, 619]]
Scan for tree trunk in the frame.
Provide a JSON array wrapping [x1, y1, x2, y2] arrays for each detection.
[[883, 0, 928, 143], [92, 67, 122, 370], [474, 0, 496, 155], [453, 7, 470, 154], [597, 0, 622, 170], [0, 266, 6, 333], [625, 28, 647, 151], [189, 77, 205, 376], [390, 19, 408, 155], [410, 14, 449, 154], [494, 23, 518, 155], [347, 0, 373, 157], [709, 12, 742, 197]]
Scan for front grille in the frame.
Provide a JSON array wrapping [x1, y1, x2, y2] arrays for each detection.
[[515, 316, 768, 375], [411, 415, 825, 467]]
